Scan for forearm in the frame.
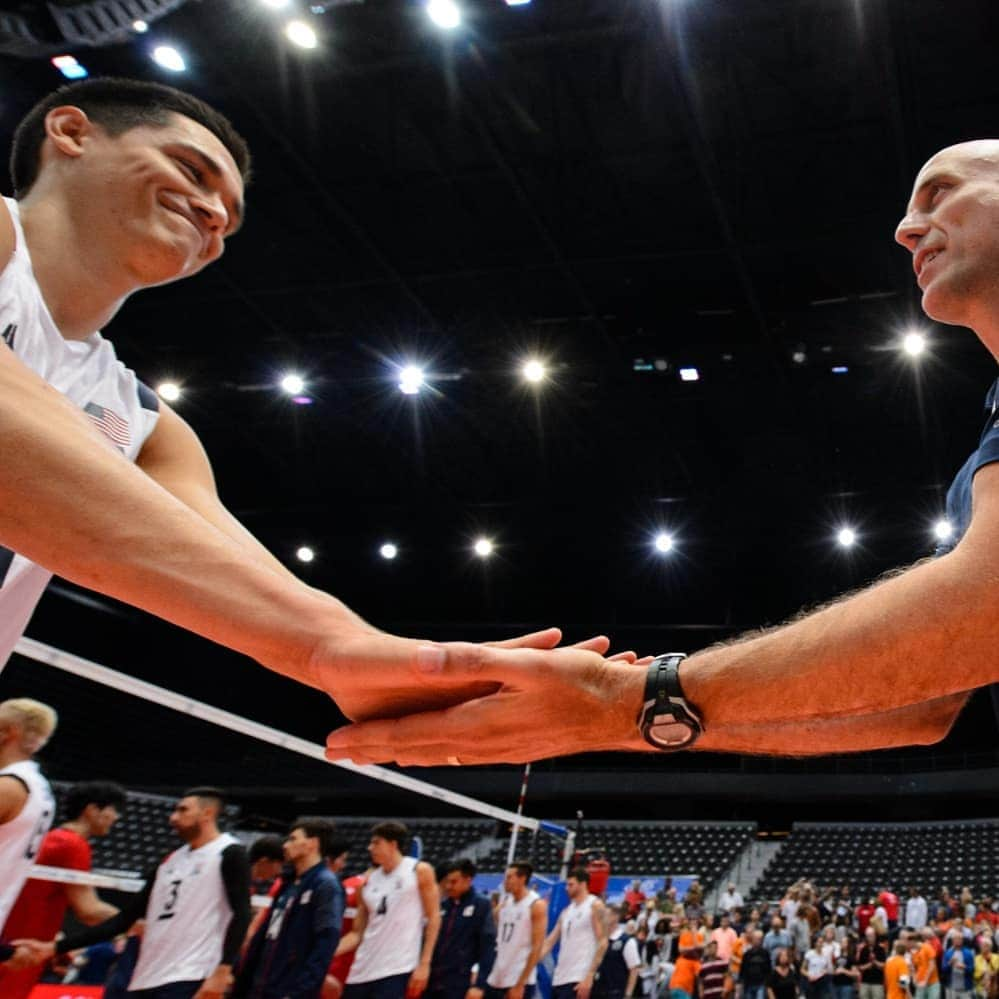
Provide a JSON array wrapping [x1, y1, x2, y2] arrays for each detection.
[[0, 354, 364, 679], [420, 912, 441, 967], [587, 940, 608, 979], [627, 968, 640, 996], [685, 553, 996, 731], [335, 930, 361, 957], [518, 944, 544, 987]]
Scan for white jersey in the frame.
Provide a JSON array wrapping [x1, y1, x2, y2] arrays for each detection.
[[553, 894, 599, 987], [0, 758, 53, 925], [129, 832, 239, 990], [349, 857, 425, 983], [488, 890, 542, 989], [0, 197, 160, 668]]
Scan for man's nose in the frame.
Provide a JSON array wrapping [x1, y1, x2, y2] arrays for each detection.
[[191, 192, 228, 234], [895, 211, 929, 252]]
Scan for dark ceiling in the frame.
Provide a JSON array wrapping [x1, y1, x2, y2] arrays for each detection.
[[2, 0, 999, 811]]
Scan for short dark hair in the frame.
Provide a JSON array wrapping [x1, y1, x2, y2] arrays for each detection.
[[182, 786, 225, 813], [508, 859, 533, 882], [371, 820, 409, 850], [64, 781, 126, 820], [326, 837, 351, 862], [568, 866, 590, 884], [249, 834, 285, 864], [10, 77, 252, 199], [441, 858, 476, 879], [291, 816, 337, 858]]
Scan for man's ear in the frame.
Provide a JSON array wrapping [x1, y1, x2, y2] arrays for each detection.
[[43, 105, 97, 161]]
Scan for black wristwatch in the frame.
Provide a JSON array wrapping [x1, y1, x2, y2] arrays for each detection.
[[637, 653, 703, 751]]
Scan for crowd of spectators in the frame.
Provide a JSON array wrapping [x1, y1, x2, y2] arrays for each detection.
[[614, 880, 999, 999]]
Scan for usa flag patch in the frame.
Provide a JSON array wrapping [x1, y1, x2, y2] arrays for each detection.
[[84, 402, 131, 448]]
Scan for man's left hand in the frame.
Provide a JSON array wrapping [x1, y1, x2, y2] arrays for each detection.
[[193, 966, 233, 998], [575, 977, 594, 999], [407, 961, 431, 998], [326, 649, 648, 765]]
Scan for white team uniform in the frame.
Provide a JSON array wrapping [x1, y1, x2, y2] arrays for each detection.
[[348, 857, 425, 984], [553, 894, 599, 987], [0, 197, 160, 667], [488, 889, 542, 989], [0, 758, 54, 925], [128, 832, 240, 991]]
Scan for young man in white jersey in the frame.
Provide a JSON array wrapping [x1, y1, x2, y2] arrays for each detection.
[[19, 786, 251, 999], [486, 861, 548, 999], [0, 79, 623, 759], [336, 821, 440, 999], [542, 868, 608, 999], [0, 697, 56, 966]]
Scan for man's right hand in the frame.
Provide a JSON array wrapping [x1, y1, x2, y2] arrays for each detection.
[[311, 626, 628, 723], [508, 986, 526, 999], [9, 939, 54, 965]]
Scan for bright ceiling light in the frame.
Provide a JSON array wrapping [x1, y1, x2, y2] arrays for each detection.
[[679, 367, 700, 382], [505, 0, 531, 5], [280, 373, 305, 395], [157, 382, 181, 403], [654, 532, 674, 554], [285, 20, 318, 48], [399, 366, 425, 395], [836, 527, 856, 548], [152, 46, 186, 72], [473, 537, 494, 558], [903, 331, 927, 357], [295, 546, 315, 563], [379, 542, 399, 560], [262, 0, 291, 7], [132, 19, 149, 32], [427, 0, 461, 29], [522, 359, 546, 383], [933, 519, 954, 542]]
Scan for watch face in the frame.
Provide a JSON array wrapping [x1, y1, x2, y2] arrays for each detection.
[[648, 719, 696, 748]]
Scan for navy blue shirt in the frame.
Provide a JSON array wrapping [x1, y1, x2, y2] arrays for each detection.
[[236, 862, 345, 999], [429, 888, 497, 995], [938, 377, 999, 555]]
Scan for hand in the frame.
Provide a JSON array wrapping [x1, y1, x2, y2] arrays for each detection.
[[324, 973, 346, 999], [325, 646, 648, 765], [314, 625, 631, 725], [407, 962, 430, 998], [5, 944, 38, 969], [466, 988, 485, 999], [193, 966, 233, 998], [9, 939, 54, 966], [508, 986, 526, 999], [576, 977, 594, 999]]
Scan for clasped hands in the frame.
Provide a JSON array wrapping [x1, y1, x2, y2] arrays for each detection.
[[5, 937, 55, 968], [318, 626, 654, 767]]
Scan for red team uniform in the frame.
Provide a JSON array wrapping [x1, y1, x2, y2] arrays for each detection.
[[0, 827, 93, 998]]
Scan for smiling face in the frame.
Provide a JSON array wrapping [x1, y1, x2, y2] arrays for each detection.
[[44, 107, 244, 289], [896, 140, 999, 330]]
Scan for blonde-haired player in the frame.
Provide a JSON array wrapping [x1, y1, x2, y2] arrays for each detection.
[[0, 698, 56, 962]]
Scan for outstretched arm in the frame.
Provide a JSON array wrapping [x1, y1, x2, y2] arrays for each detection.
[[326, 464, 999, 763], [0, 330, 617, 722]]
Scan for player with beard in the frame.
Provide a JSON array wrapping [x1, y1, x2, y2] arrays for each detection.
[[17, 786, 251, 999]]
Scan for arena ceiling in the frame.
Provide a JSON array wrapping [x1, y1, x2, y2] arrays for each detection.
[[2, 0, 999, 806]]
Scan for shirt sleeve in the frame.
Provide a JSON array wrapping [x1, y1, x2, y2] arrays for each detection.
[[219, 844, 252, 967], [476, 896, 497, 985], [290, 879, 342, 996], [58, 865, 157, 953], [39, 831, 92, 871]]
